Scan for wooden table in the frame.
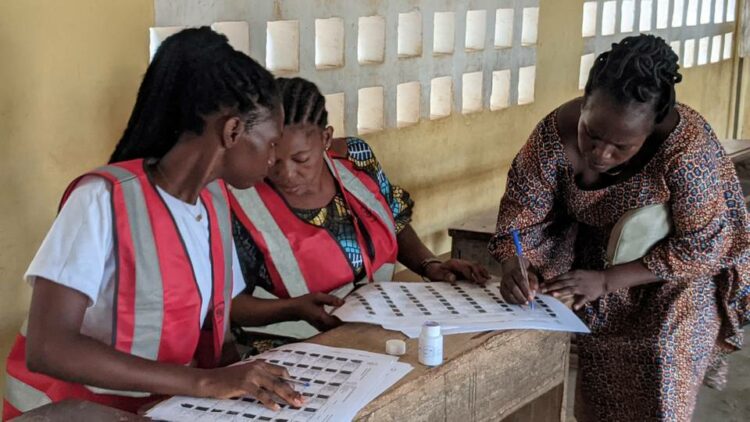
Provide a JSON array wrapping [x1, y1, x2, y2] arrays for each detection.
[[313, 324, 570, 422], [17, 325, 570, 422]]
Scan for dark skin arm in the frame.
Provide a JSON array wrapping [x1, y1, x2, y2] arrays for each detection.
[[397, 224, 490, 283], [542, 260, 661, 309], [27, 278, 304, 410], [231, 292, 344, 331]]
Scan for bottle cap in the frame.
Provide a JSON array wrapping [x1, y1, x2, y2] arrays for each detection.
[[421, 321, 441, 337], [385, 339, 406, 356]]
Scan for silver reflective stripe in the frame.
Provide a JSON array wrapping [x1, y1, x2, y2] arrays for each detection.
[[207, 181, 233, 333], [373, 263, 395, 281], [325, 155, 396, 234], [230, 187, 310, 298], [5, 374, 52, 412], [326, 156, 396, 282], [251, 285, 279, 300], [100, 165, 163, 360], [245, 283, 357, 339], [242, 320, 320, 340], [328, 282, 356, 298], [244, 282, 358, 340], [243, 287, 320, 339], [84, 385, 150, 397]]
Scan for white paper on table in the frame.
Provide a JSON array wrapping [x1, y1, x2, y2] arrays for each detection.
[[333, 282, 590, 338], [358, 361, 413, 405], [146, 343, 412, 422]]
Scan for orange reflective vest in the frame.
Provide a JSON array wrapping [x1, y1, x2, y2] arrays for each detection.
[[230, 152, 398, 339], [3, 159, 233, 419]]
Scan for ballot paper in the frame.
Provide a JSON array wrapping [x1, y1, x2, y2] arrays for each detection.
[[332, 281, 590, 338], [147, 343, 412, 422]]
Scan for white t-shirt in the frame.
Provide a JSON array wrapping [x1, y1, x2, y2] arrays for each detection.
[[25, 176, 246, 346]]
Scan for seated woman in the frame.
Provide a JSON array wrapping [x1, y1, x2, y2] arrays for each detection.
[[230, 77, 490, 343], [489, 34, 749, 421], [3, 28, 303, 419]]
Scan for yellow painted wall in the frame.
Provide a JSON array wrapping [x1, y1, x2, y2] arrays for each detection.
[[678, 61, 737, 137], [0, 0, 154, 399], [0, 0, 743, 405], [740, 59, 750, 139], [738, 1, 750, 139]]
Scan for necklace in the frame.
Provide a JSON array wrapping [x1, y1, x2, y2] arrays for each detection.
[[154, 161, 203, 222]]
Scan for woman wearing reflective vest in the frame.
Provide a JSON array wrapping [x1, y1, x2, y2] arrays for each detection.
[[229, 77, 491, 344], [2, 28, 305, 420]]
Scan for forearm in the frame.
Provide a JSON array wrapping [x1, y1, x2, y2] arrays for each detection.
[[396, 224, 436, 275], [27, 331, 209, 397], [231, 294, 298, 327], [603, 260, 662, 292]]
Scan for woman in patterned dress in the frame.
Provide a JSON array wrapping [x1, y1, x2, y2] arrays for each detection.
[[230, 77, 489, 351], [489, 34, 750, 421]]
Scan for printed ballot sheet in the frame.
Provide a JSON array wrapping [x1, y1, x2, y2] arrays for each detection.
[[332, 281, 590, 338], [147, 343, 412, 422]]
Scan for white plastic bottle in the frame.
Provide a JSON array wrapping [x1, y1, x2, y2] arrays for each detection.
[[418, 321, 443, 366]]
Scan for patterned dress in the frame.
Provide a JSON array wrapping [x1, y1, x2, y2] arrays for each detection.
[[488, 104, 750, 421], [233, 137, 413, 352]]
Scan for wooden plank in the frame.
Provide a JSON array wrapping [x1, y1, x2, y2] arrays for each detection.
[[448, 210, 502, 275], [452, 235, 503, 276], [503, 383, 566, 422], [308, 324, 569, 421], [447, 209, 499, 238]]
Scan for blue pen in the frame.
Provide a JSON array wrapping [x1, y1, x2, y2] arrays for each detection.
[[510, 229, 535, 310], [281, 377, 310, 388]]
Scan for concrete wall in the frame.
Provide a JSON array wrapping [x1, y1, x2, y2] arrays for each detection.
[[367, 1, 741, 254], [0, 0, 744, 403]]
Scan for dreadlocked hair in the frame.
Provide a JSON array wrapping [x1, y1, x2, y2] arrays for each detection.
[[109, 27, 279, 163], [584, 34, 682, 123], [276, 77, 328, 129]]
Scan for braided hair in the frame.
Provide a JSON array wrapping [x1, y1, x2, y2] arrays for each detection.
[[276, 77, 328, 129], [585, 34, 682, 123], [109, 27, 279, 163]]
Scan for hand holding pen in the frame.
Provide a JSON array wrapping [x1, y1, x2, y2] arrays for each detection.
[[499, 229, 540, 305]]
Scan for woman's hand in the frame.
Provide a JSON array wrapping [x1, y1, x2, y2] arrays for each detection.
[[289, 292, 344, 331], [423, 259, 491, 284], [499, 257, 540, 304], [197, 360, 305, 410], [543, 270, 609, 310]]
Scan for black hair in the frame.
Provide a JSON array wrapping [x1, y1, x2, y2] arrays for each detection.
[[584, 34, 682, 123], [109, 27, 279, 163], [276, 77, 328, 129]]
